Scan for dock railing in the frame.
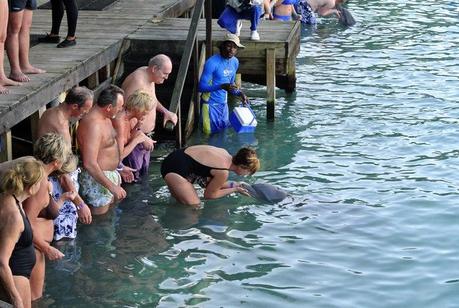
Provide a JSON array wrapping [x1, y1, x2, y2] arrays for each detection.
[[165, 0, 211, 147]]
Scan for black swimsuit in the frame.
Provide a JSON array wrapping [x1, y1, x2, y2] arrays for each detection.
[[161, 148, 228, 187], [9, 195, 36, 279]]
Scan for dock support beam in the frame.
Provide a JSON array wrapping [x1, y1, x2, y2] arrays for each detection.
[[31, 106, 46, 143], [266, 48, 276, 120], [0, 131, 13, 162]]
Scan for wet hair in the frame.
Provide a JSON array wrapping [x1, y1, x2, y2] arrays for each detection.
[[33, 133, 73, 172], [97, 85, 124, 107], [125, 90, 154, 113], [148, 54, 171, 70], [0, 158, 44, 195], [64, 86, 93, 107], [232, 147, 260, 175]]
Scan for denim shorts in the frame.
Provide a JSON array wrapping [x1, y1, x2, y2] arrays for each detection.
[[8, 0, 37, 12]]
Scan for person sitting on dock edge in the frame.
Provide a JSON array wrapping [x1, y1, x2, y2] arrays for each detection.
[[218, 0, 271, 41], [199, 33, 247, 135], [295, 0, 348, 25]]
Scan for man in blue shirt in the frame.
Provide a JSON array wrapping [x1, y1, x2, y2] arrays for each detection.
[[199, 33, 247, 135]]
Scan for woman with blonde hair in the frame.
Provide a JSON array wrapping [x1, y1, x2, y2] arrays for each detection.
[[161, 145, 260, 205], [24, 133, 77, 301], [0, 158, 44, 308]]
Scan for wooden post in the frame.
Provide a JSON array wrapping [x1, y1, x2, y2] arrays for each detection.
[[266, 48, 276, 120], [205, 0, 212, 59], [0, 130, 13, 162], [87, 72, 99, 90], [31, 106, 46, 143]]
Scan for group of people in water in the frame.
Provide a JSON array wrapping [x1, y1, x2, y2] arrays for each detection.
[[0, 52, 260, 307], [0, 0, 352, 305]]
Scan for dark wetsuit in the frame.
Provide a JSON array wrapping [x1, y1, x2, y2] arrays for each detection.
[[9, 195, 36, 279], [161, 148, 228, 187]]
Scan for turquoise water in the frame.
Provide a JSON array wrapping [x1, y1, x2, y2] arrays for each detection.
[[39, 1, 459, 307]]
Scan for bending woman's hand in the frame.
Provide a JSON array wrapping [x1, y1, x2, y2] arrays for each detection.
[[236, 185, 250, 196]]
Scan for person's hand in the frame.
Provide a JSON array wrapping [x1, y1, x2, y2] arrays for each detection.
[[61, 190, 77, 201], [335, 9, 341, 18], [240, 92, 248, 104], [163, 110, 178, 127], [45, 245, 65, 261], [236, 186, 250, 196], [77, 203, 92, 224], [119, 166, 137, 183], [142, 138, 156, 151], [110, 185, 127, 201], [221, 83, 238, 92]]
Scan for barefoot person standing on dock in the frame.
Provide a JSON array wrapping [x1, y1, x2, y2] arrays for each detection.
[[6, 0, 46, 82], [0, 0, 20, 94]]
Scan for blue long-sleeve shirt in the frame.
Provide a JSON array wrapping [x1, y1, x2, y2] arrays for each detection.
[[199, 54, 239, 105]]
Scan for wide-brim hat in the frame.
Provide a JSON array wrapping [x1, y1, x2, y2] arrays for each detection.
[[223, 33, 245, 49]]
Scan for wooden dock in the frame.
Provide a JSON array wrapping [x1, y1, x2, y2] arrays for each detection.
[[0, 0, 300, 161]]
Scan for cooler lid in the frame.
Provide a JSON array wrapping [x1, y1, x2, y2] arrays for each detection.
[[234, 107, 257, 126]]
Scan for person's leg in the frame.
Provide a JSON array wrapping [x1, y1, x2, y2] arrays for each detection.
[[13, 276, 32, 308], [241, 6, 262, 40], [62, 0, 77, 39], [29, 218, 53, 301], [0, 1, 20, 92], [6, 10, 30, 81], [50, 0, 64, 36], [217, 6, 240, 34], [19, 9, 45, 74], [164, 173, 200, 205]]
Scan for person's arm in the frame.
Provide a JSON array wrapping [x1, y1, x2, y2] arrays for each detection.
[[58, 174, 92, 224], [79, 124, 125, 200], [317, 2, 339, 17], [23, 183, 65, 261], [198, 60, 222, 93], [0, 211, 25, 308], [204, 170, 248, 199]]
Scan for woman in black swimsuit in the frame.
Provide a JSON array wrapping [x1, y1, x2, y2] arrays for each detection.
[[161, 145, 260, 205], [0, 158, 44, 308]]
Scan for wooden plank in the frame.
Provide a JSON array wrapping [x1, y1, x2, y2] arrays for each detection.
[[266, 48, 276, 120]]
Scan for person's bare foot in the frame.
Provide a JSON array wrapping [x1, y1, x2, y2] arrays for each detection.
[[0, 76, 21, 86], [0, 85, 9, 94], [21, 65, 46, 74], [9, 71, 30, 82]]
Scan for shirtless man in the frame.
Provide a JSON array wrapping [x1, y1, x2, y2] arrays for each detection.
[[121, 54, 177, 177], [112, 90, 155, 182], [296, 0, 347, 24], [122, 54, 177, 133], [37, 86, 93, 240], [24, 133, 77, 301], [77, 85, 128, 216]]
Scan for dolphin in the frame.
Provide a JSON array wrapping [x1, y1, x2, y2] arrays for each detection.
[[336, 4, 356, 27], [240, 182, 289, 203]]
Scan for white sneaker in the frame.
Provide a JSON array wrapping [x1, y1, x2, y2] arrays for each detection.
[[250, 30, 260, 41], [236, 20, 242, 36]]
